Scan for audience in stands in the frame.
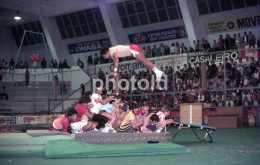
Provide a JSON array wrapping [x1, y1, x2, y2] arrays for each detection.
[[0, 86, 8, 100]]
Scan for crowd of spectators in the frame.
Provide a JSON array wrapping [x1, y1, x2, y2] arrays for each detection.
[[97, 53, 260, 108]]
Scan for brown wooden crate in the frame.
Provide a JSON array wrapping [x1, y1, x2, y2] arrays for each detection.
[[208, 115, 238, 128], [180, 103, 203, 125], [215, 107, 246, 127]]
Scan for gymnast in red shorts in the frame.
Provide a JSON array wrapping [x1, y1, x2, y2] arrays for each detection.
[[101, 44, 164, 82]]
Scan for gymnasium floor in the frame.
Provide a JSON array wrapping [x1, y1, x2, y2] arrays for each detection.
[[0, 127, 259, 165]]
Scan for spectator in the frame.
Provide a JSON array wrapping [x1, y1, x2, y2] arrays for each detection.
[[180, 43, 187, 53], [53, 59, 58, 68], [25, 69, 30, 87], [80, 83, 85, 95], [87, 55, 93, 65], [164, 45, 170, 55], [146, 46, 152, 58], [242, 31, 249, 45], [195, 40, 200, 52], [175, 43, 180, 54], [9, 58, 15, 69], [94, 53, 99, 65], [217, 97, 224, 107], [224, 34, 233, 50], [236, 33, 242, 49], [152, 45, 158, 57], [170, 43, 175, 55], [63, 59, 70, 68], [257, 30, 260, 48], [226, 96, 234, 107], [0, 86, 8, 100], [98, 68, 106, 83], [41, 58, 47, 68], [60, 82, 66, 95], [212, 40, 218, 51], [158, 43, 165, 56], [58, 60, 63, 71], [248, 31, 256, 48], [77, 58, 84, 69]]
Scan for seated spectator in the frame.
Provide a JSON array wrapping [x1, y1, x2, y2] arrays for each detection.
[[0, 86, 8, 100], [217, 97, 225, 107], [226, 96, 234, 107]]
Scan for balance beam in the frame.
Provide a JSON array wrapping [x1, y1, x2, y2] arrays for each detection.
[[172, 122, 216, 143]]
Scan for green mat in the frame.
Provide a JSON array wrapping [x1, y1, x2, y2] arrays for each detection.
[[0, 133, 72, 145], [46, 140, 190, 158], [0, 145, 45, 158]]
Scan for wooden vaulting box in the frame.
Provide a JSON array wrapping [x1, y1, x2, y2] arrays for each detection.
[[180, 103, 203, 125]]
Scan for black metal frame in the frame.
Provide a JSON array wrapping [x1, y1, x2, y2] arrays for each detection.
[[172, 123, 216, 143]]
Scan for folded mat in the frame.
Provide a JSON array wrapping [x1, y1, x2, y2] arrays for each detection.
[[46, 140, 190, 158], [27, 130, 69, 137]]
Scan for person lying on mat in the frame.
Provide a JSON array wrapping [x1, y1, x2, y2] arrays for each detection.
[[140, 114, 174, 133], [49, 108, 82, 133], [114, 103, 144, 133], [74, 95, 109, 132]]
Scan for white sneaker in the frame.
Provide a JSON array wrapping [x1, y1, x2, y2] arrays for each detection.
[[155, 70, 164, 82], [101, 126, 109, 133]]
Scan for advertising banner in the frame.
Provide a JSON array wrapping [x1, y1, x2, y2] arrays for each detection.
[[68, 39, 111, 54], [205, 15, 260, 34], [128, 26, 188, 44], [188, 51, 239, 64]]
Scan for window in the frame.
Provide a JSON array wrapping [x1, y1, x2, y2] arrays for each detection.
[[245, 0, 258, 6], [232, 0, 245, 9], [207, 0, 220, 13], [116, 0, 182, 28], [196, 0, 259, 15], [55, 8, 106, 39], [197, 0, 209, 15], [11, 21, 45, 46]]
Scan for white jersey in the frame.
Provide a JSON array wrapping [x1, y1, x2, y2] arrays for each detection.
[[90, 93, 102, 114], [156, 111, 165, 121]]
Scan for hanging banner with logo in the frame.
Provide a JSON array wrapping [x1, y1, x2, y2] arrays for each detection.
[[188, 51, 239, 64], [205, 15, 260, 34], [128, 26, 188, 44], [109, 54, 187, 72], [68, 39, 112, 54]]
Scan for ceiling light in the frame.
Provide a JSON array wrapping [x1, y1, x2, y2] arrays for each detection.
[[14, 11, 21, 20]]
